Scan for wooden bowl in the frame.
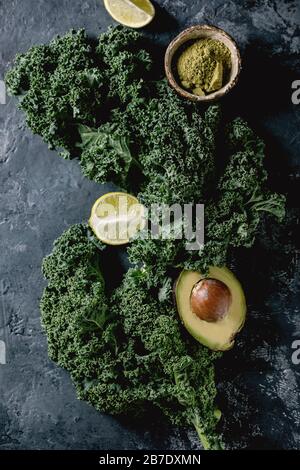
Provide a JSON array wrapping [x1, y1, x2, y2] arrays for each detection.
[[165, 25, 241, 103]]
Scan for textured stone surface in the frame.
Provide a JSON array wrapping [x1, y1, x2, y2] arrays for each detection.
[[0, 0, 299, 450]]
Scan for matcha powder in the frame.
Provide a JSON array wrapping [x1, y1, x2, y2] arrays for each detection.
[[177, 38, 232, 96]]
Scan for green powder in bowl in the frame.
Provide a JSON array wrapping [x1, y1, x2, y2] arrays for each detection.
[[177, 38, 232, 96]]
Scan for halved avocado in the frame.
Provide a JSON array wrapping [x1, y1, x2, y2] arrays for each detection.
[[175, 267, 246, 351]]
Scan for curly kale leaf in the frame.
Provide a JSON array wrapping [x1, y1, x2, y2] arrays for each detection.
[[41, 226, 223, 449], [6, 26, 152, 157]]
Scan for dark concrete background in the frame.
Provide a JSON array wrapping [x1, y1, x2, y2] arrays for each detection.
[[0, 0, 300, 450]]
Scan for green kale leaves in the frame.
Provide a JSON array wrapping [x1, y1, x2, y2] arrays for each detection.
[[6, 26, 151, 157], [7, 26, 286, 450], [41, 224, 223, 450]]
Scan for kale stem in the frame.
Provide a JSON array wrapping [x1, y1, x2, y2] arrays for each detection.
[[192, 414, 211, 450], [191, 412, 223, 451]]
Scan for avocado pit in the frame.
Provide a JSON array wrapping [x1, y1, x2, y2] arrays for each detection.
[[190, 278, 232, 323]]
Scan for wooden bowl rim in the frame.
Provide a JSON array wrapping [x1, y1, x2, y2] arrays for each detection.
[[164, 24, 242, 103]]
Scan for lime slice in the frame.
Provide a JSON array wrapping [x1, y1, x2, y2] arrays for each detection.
[[103, 0, 155, 28], [89, 192, 146, 245]]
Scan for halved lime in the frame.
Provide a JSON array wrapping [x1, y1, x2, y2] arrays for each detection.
[[89, 192, 145, 245], [103, 0, 155, 29]]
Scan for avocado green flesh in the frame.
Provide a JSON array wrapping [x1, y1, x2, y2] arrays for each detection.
[[175, 267, 246, 351]]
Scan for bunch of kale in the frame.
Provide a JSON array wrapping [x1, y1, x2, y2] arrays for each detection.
[[8, 26, 285, 449], [41, 224, 222, 450]]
